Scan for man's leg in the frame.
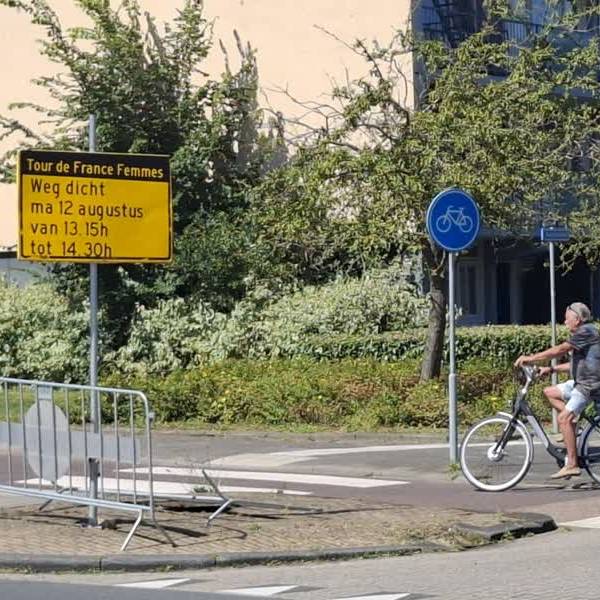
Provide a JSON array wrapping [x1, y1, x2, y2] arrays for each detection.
[[543, 385, 567, 413], [551, 388, 587, 478], [559, 410, 578, 469], [545, 382, 570, 443]]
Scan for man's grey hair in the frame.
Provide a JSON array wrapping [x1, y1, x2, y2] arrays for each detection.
[[567, 302, 592, 323]]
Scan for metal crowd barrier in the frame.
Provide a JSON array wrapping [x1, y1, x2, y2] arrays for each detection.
[[0, 377, 175, 551]]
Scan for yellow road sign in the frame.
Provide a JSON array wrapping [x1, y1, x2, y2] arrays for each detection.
[[18, 150, 172, 263]]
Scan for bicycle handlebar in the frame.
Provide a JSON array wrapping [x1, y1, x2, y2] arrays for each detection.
[[514, 364, 540, 383]]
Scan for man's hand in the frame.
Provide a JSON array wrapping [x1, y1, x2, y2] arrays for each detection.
[[538, 366, 552, 378], [514, 355, 532, 368]]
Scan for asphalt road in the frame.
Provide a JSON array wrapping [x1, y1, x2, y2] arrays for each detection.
[[2, 428, 600, 520], [0, 581, 249, 600], [147, 429, 600, 517]]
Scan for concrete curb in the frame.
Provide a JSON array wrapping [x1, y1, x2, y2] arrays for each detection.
[[452, 512, 557, 542], [0, 542, 447, 573], [0, 555, 103, 572]]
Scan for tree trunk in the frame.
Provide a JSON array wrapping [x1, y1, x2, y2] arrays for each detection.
[[420, 242, 448, 381]]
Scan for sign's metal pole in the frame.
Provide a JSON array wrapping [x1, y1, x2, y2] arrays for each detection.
[[88, 115, 99, 526], [448, 252, 458, 463], [549, 241, 558, 433], [426, 189, 479, 466]]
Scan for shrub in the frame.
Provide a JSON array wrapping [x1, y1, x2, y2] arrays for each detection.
[[107, 262, 429, 371], [103, 357, 551, 430], [248, 266, 429, 357], [0, 280, 88, 381], [105, 298, 227, 375]]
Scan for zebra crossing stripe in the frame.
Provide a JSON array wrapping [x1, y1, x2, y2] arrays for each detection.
[[561, 516, 600, 528], [125, 467, 407, 488], [329, 594, 411, 600], [18, 476, 313, 496], [116, 577, 190, 589], [216, 584, 300, 596]]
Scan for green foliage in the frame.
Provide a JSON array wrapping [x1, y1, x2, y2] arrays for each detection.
[[229, 262, 429, 359], [103, 357, 552, 429], [0, 280, 88, 381], [107, 263, 429, 372], [295, 324, 557, 363], [104, 358, 421, 427], [251, 15, 600, 379], [105, 297, 227, 376], [0, 275, 557, 427]]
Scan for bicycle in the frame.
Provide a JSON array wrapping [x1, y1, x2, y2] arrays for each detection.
[[460, 365, 600, 491]]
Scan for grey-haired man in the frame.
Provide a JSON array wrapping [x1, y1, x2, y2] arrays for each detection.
[[514, 302, 600, 479]]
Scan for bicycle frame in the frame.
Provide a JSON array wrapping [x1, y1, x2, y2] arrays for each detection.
[[495, 366, 596, 466], [460, 365, 600, 490]]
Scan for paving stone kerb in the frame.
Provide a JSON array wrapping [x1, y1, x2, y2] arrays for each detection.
[[0, 489, 557, 572], [452, 512, 557, 541]]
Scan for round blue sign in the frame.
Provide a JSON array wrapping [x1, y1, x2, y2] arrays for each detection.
[[426, 188, 480, 252]]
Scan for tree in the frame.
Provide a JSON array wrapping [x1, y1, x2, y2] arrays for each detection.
[[252, 7, 600, 379], [0, 0, 285, 346]]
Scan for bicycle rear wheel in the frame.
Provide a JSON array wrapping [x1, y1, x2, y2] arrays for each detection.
[[460, 415, 533, 491], [581, 418, 600, 483]]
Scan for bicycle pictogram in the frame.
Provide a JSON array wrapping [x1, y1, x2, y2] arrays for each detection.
[[435, 205, 474, 234]]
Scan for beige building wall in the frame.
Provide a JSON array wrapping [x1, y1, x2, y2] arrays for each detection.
[[0, 0, 415, 248]]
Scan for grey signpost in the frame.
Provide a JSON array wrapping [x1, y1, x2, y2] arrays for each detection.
[[426, 188, 481, 463], [540, 225, 570, 433], [88, 115, 100, 526]]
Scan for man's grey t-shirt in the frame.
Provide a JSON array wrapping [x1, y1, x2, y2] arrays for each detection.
[[570, 323, 600, 400]]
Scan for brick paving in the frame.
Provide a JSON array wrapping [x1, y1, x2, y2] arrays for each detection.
[[0, 493, 500, 555]]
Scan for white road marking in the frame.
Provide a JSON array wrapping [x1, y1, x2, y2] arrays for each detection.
[[18, 477, 312, 496], [560, 516, 600, 528], [116, 578, 190, 589], [126, 467, 407, 488], [274, 444, 449, 457], [329, 594, 410, 600], [207, 453, 309, 468], [217, 585, 300, 596], [209, 445, 448, 468], [206, 441, 531, 469]]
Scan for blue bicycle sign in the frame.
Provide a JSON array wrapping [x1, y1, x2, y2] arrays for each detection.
[[426, 188, 480, 252]]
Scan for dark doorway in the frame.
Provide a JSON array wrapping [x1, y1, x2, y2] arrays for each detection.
[[496, 263, 511, 324], [522, 254, 591, 324]]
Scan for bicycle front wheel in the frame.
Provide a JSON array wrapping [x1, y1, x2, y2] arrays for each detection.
[[581, 418, 600, 483], [460, 415, 533, 491]]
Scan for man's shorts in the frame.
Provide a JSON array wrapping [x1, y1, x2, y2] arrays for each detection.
[[557, 380, 590, 416]]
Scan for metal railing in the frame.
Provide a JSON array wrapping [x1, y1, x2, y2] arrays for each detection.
[[500, 18, 543, 44], [0, 377, 174, 551], [419, 7, 544, 46]]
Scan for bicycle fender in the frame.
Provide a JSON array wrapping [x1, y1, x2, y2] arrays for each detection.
[[496, 411, 516, 419]]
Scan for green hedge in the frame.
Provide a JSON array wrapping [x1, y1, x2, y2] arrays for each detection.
[[103, 357, 553, 429], [292, 325, 560, 364]]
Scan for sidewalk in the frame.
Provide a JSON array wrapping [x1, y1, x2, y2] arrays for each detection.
[[0, 490, 556, 571]]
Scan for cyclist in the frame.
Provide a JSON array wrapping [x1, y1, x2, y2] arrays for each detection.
[[514, 302, 600, 479]]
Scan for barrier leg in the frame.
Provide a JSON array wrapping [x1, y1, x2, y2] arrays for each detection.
[[201, 468, 233, 526], [150, 514, 177, 548], [121, 509, 144, 552]]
